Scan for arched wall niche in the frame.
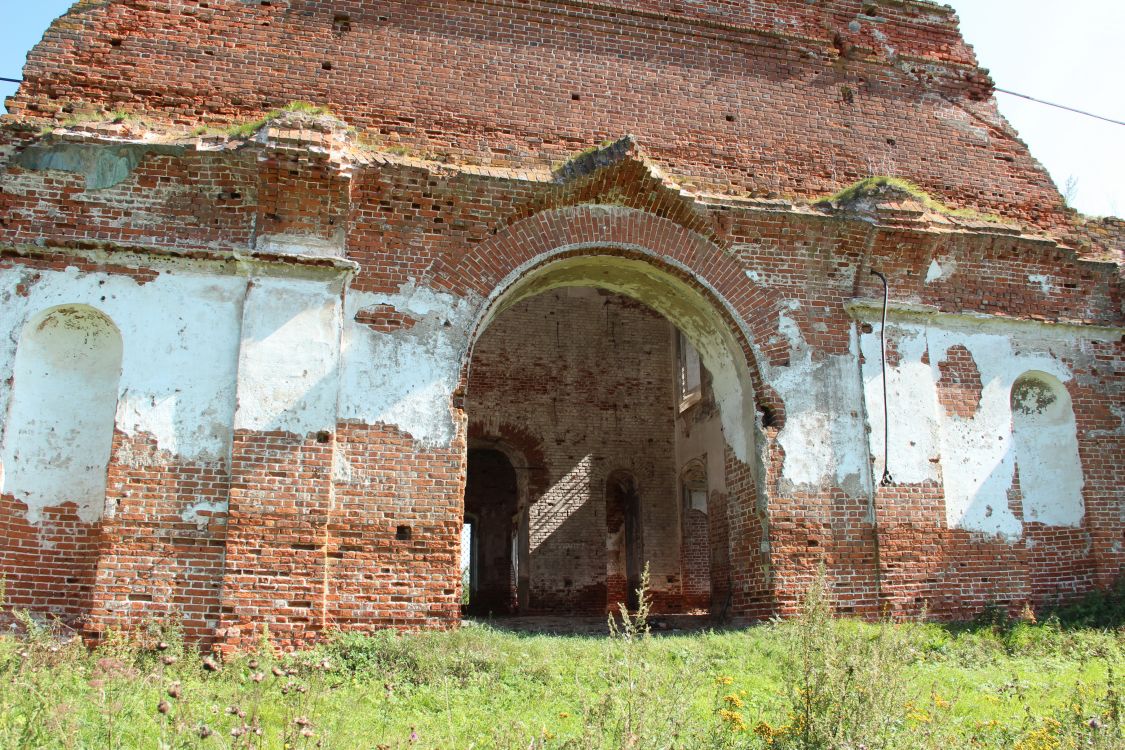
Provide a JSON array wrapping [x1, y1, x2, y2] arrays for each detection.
[[1009, 370, 1084, 527], [679, 457, 713, 610], [462, 250, 763, 472], [1, 304, 123, 524]]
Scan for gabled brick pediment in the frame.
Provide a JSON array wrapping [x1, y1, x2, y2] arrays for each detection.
[[500, 135, 722, 247]]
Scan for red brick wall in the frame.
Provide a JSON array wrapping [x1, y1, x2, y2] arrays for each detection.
[[218, 431, 334, 650], [92, 431, 229, 646], [936, 344, 982, 419], [0, 151, 1119, 644], [0, 499, 101, 627], [466, 288, 685, 614], [681, 508, 711, 610], [8, 0, 1068, 229], [326, 422, 464, 635], [0, 0, 1120, 644]]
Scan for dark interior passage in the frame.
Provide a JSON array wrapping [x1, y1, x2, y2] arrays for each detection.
[[606, 471, 644, 611], [464, 287, 734, 618], [463, 448, 519, 615]]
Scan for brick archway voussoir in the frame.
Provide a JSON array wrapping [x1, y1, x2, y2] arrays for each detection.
[[441, 205, 785, 431]]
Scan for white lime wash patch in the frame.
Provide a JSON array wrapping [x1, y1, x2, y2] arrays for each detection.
[[856, 311, 1092, 539], [924, 257, 957, 284], [0, 265, 246, 514], [1010, 372, 1084, 527], [234, 276, 343, 435], [339, 281, 478, 447], [256, 231, 346, 259], [861, 324, 942, 486], [1, 306, 122, 523], [181, 500, 228, 530], [770, 307, 870, 497], [1027, 274, 1054, 295]]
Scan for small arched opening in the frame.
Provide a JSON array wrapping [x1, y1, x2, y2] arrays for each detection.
[[1010, 371, 1084, 527], [0, 305, 123, 624], [462, 448, 520, 615], [679, 459, 711, 611], [606, 470, 644, 611]]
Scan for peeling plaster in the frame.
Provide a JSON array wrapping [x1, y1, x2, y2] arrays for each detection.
[[15, 142, 183, 190], [0, 265, 245, 466], [861, 324, 941, 486], [1, 306, 121, 524], [1027, 274, 1054, 294], [256, 231, 346, 259], [769, 310, 870, 496], [925, 258, 956, 284], [233, 277, 342, 435], [339, 280, 478, 447], [181, 500, 228, 529], [1011, 372, 1084, 527], [859, 316, 1088, 539], [1088, 402, 1125, 438]]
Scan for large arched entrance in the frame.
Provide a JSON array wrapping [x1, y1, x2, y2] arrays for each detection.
[[461, 249, 764, 620]]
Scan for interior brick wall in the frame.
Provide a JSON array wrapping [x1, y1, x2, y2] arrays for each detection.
[[463, 448, 520, 615], [466, 288, 685, 614]]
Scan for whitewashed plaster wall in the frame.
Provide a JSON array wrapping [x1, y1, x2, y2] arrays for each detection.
[[671, 315, 730, 497], [0, 263, 490, 531], [338, 280, 477, 448], [767, 303, 871, 499], [0, 262, 247, 523], [857, 312, 1096, 539], [1, 306, 122, 523], [233, 276, 343, 436], [1010, 372, 1084, 527]]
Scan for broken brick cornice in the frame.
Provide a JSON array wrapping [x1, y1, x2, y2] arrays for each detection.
[[0, 241, 359, 281], [2, 126, 1114, 269], [6, 0, 1050, 230]]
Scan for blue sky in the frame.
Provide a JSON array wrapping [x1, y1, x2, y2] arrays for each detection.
[[2, 0, 1121, 217]]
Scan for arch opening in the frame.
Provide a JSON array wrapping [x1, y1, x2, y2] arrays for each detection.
[[462, 448, 520, 615], [461, 253, 761, 622], [606, 470, 643, 611], [0, 304, 122, 623], [466, 252, 761, 466], [1010, 371, 1084, 528]]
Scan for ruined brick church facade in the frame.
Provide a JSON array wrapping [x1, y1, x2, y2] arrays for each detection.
[[0, 0, 1121, 649]]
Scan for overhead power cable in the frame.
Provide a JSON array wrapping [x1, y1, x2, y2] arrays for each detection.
[[1, 74, 1121, 126], [995, 87, 1125, 127]]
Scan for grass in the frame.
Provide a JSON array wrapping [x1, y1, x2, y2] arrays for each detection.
[[58, 107, 140, 128], [224, 101, 334, 139], [820, 176, 1011, 224], [0, 578, 1120, 749]]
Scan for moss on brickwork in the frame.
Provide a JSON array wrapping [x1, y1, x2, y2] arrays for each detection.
[[820, 176, 1011, 224]]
